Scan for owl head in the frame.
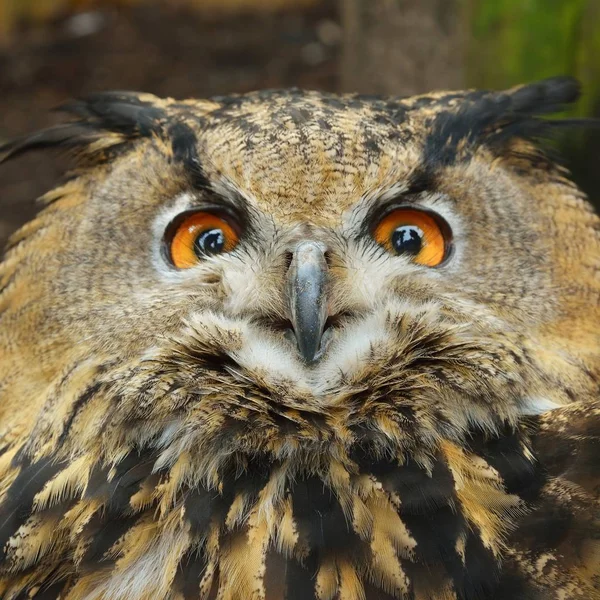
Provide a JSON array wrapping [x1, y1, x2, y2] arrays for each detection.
[[0, 77, 599, 599]]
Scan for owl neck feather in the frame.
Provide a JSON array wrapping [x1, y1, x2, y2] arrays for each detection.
[[0, 419, 537, 600]]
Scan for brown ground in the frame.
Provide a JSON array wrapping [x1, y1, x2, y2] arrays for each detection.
[[0, 2, 339, 246]]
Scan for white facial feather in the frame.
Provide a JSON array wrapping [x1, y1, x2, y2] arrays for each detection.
[[519, 397, 563, 415]]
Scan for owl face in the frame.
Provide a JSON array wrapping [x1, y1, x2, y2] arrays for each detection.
[[1, 78, 600, 600], [1, 80, 599, 468]]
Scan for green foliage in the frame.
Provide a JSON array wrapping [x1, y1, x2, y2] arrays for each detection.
[[467, 0, 600, 118]]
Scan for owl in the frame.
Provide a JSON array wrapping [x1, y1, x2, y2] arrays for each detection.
[[0, 76, 599, 600]]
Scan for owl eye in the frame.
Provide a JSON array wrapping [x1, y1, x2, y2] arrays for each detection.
[[373, 208, 450, 267], [168, 212, 239, 269]]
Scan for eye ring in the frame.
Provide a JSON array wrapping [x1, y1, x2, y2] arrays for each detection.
[[372, 206, 452, 267], [165, 210, 241, 269]]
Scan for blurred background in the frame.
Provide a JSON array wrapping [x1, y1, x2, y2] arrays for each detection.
[[0, 0, 599, 246]]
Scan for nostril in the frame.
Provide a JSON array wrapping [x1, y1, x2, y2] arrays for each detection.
[[283, 251, 294, 271]]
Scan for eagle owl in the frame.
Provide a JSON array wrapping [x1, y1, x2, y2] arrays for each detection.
[[0, 76, 599, 600]]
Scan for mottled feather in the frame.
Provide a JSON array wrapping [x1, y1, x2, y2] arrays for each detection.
[[0, 77, 599, 599]]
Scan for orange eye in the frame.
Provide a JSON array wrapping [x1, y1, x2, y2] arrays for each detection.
[[373, 208, 449, 267], [169, 212, 239, 269]]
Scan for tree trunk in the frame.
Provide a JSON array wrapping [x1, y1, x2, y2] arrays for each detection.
[[340, 0, 466, 96]]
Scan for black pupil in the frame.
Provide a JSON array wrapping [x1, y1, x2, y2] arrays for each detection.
[[391, 225, 423, 256], [194, 228, 226, 257]]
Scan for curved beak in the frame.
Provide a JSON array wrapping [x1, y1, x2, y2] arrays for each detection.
[[287, 241, 329, 363]]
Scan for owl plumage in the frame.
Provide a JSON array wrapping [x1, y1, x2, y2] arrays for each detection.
[[0, 77, 599, 600]]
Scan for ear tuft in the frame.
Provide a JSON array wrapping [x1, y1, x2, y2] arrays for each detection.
[[0, 91, 168, 165], [506, 76, 581, 116], [424, 76, 597, 167], [59, 91, 168, 137]]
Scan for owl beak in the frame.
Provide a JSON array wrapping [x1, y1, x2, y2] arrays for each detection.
[[287, 241, 329, 363]]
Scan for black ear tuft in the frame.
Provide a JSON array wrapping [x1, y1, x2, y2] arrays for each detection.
[[60, 91, 167, 137], [506, 76, 580, 115], [0, 91, 168, 165], [0, 124, 101, 163], [424, 76, 596, 167]]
